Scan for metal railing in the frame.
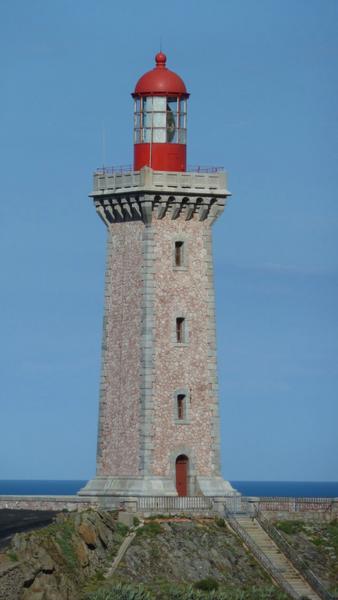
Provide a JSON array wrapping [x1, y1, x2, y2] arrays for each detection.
[[95, 165, 133, 175], [224, 507, 299, 599], [137, 495, 213, 512], [257, 497, 336, 513], [253, 504, 335, 600], [187, 165, 224, 173], [95, 165, 224, 175]]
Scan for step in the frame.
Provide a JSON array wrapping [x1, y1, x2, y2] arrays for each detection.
[[232, 516, 321, 600]]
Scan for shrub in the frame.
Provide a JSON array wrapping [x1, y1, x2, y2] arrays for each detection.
[[193, 578, 219, 592], [136, 521, 162, 537], [85, 583, 152, 600], [116, 522, 129, 536], [6, 551, 18, 562], [215, 517, 226, 528], [275, 520, 304, 535]]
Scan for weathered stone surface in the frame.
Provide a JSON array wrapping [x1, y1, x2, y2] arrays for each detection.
[[78, 521, 98, 548], [88, 208, 231, 496], [0, 510, 125, 600], [115, 519, 270, 587]]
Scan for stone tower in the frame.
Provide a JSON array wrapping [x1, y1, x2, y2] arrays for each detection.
[[80, 53, 234, 502]]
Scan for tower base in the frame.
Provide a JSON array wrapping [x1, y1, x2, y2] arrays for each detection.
[[78, 475, 236, 499]]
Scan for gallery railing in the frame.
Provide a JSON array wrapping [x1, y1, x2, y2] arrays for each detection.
[[95, 165, 224, 175]]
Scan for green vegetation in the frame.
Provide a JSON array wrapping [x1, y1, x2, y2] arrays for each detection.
[[84, 583, 152, 599], [275, 520, 304, 535], [136, 521, 163, 537], [193, 578, 219, 591], [215, 517, 226, 528], [6, 550, 18, 562], [84, 583, 290, 600], [32, 518, 79, 571], [133, 516, 141, 527], [116, 522, 129, 536], [273, 518, 338, 595], [311, 519, 338, 554], [54, 520, 79, 571]]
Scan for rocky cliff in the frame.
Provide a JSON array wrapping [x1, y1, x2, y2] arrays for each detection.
[[0, 511, 292, 600], [0, 509, 128, 600]]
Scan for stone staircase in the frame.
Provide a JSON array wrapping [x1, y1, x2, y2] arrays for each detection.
[[233, 515, 321, 600]]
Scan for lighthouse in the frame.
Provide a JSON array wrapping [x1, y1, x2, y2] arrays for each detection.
[[80, 53, 235, 504]]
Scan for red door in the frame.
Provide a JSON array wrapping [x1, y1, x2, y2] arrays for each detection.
[[175, 455, 188, 496]]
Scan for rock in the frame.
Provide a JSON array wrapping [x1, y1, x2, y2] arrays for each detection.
[[118, 512, 134, 528], [78, 520, 97, 548], [74, 538, 89, 567]]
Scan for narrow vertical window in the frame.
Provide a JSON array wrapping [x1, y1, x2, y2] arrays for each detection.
[[176, 317, 185, 343], [177, 394, 185, 420], [175, 241, 184, 267]]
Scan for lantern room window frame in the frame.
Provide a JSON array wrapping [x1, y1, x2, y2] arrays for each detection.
[[134, 96, 187, 145]]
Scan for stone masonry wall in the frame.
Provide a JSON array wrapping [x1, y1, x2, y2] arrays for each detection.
[[150, 217, 219, 483], [0, 496, 95, 511], [96, 222, 144, 476]]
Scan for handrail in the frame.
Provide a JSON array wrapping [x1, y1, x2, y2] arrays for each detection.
[[224, 507, 299, 599], [95, 165, 224, 175], [253, 504, 335, 600]]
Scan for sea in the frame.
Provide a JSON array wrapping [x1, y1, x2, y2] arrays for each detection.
[[0, 480, 337, 497]]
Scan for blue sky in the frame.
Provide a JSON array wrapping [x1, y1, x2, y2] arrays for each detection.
[[0, 0, 337, 481]]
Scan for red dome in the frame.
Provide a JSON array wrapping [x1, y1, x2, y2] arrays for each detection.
[[133, 53, 189, 97]]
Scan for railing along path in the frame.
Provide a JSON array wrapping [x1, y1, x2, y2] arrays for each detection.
[[252, 504, 335, 600], [224, 507, 298, 599]]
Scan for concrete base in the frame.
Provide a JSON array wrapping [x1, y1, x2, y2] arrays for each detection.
[[196, 476, 236, 497], [78, 476, 178, 498], [78, 475, 237, 500]]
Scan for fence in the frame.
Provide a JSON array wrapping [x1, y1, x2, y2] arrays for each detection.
[[95, 165, 224, 175], [137, 496, 213, 512], [253, 503, 335, 600], [257, 497, 336, 512], [224, 507, 298, 600]]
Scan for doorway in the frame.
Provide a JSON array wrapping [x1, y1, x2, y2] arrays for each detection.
[[175, 454, 189, 496]]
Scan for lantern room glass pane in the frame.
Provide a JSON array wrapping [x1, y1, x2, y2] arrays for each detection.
[[153, 128, 166, 142], [143, 97, 153, 112], [167, 97, 178, 112], [178, 129, 186, 144], [143, 128, 151, 142], [134, 113, 141, 128], [167, 98, 178, 143], [179, 99, 186, 114], [153, 111, 166, 127], [143, 111, 152, 128], [153, 96, 166, 111]]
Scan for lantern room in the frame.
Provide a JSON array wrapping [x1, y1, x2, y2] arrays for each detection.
[[132, 52, 189, 172]]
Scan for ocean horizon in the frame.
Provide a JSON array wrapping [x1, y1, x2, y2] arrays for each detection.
[[0, 480, 337, 498]]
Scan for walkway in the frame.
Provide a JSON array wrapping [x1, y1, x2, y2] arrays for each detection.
[[233, 515, 321, 600]]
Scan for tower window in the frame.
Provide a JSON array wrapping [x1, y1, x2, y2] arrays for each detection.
[[175, 241, 184, 267], [176, 317, 185, 343], [174, 388, 190, 423], [177, 394, 185, 420]]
